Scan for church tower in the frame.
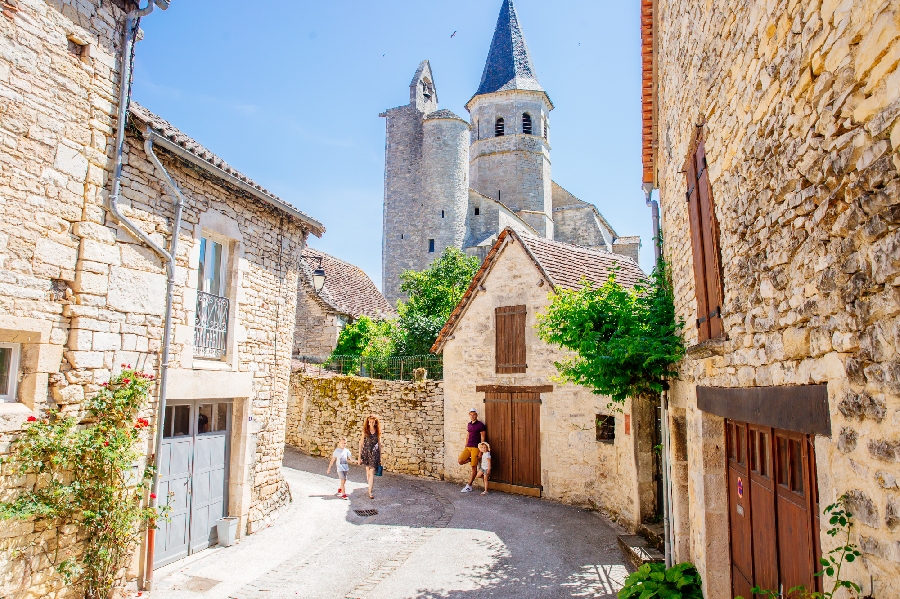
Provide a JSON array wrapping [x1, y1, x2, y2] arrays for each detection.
[[467, 0, 554, 238], [381, 61, 470, 305]]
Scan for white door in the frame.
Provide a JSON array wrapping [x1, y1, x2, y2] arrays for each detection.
[[154, 400, 231, 569]]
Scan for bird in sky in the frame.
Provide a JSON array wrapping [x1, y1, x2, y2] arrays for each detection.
[[450, 30, 457, 38]]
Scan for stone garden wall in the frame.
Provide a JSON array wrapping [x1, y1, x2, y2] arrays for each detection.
[[286, 369, 444, 479]]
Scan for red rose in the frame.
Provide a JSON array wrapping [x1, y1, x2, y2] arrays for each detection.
[[122, 378, 131, 384], [149, 493, 157, 499], [104, 441, 109, 446], [26, 416, 37, 422]]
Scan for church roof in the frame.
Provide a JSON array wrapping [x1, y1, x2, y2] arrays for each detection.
[[432, 228, 645, 352], [472, 0, 548, 102], [424, 109, 468, 124], [301, 247, 396, 320]]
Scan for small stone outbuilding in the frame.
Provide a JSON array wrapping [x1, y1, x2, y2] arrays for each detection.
[[432, 228, 654, 530], [293, 247, 395, 358]]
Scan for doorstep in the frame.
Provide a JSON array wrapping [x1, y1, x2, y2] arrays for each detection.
[[617, 535, 664, 571]]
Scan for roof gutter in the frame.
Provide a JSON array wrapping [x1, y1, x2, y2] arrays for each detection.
[[146, 132, 325, 236]]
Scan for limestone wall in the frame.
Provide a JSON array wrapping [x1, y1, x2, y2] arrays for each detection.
[[654, 0, 900, 595], [286, 371, 445, 479], [423, 115, 470, 261], [293, 285, 343, 358], [440, 239, 653, 530]]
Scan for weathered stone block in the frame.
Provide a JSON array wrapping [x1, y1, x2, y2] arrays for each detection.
[[34, 238, 77, 270], [107, 267, 165, 316]]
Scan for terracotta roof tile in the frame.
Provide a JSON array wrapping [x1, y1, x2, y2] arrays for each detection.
[[302, 247, 396, 320]]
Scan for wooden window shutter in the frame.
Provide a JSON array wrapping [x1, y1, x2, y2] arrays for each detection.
[[685, 140, 724, 342], [495, 305, 527, 373]]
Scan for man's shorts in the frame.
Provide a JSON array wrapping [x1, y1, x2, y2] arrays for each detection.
[[459, 447, 479, 465]]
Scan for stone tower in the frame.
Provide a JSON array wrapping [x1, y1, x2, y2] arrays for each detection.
[[467, 0, 554, 238], [381, 61, 470, 304]]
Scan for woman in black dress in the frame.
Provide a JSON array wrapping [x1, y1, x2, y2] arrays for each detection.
[[357, 415, 382, 499]]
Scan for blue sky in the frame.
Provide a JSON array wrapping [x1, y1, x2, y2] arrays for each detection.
[[133, 0, 650, 286]]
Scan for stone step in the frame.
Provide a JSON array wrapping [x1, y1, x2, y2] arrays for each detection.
[[617, 534, 665, 571], [637, 522, 665, 552]]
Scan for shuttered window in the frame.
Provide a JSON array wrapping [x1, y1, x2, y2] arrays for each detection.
[[685, 140, 724, 342], [495, 305, 526, 373]]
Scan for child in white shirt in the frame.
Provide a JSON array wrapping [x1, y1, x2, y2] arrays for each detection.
[[476, 441, 491, 495], [327, 437, 352, 499]]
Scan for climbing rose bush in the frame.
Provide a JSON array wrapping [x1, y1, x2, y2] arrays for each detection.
[[0, 366, 163, 599]]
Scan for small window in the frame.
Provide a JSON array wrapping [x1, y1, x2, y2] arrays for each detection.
[[522, 113, 532, 135], [543, 117, 548, 139], [67, 39, 85, 58], [163, 405, 192, 438], [474, 207, 480, 216], [195, 236, 230, 359], [198, 403, 229, 434], [596, 415, 615, 442], [495, 118, 505, 137], [198, 236, 225, 296], [428, 239, 435, 253], [441, 210, 445, 218], [0, 343, 21, 403]]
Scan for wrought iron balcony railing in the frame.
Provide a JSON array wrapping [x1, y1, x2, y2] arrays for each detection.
[[195, 291, 229, 358]]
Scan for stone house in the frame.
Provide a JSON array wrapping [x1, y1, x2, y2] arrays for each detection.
[[293, 247, 395, 358], [643, 0, 900, 595], [431, 227, 655, 530], [0, 1, 324, 594]]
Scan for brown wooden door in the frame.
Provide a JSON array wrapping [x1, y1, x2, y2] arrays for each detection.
[[727, 421, 753, 599], [775, 429, 816, 595], [484, 392, 541, 492], [749, 426, 778, 593]]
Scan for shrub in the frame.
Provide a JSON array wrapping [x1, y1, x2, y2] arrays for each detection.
[[619, 562, 704, 599]]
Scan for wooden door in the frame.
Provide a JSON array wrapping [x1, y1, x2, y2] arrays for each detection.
[[749, 426, 778, 593], [775, 429, 816, 594], [483, 392, 541, 493], [727, 421, 753, 599], [155, 403, 193, 568], [189, 402, 230, 553]]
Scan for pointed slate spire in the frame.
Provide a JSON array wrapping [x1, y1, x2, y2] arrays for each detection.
[[474, 0, 544, 97]]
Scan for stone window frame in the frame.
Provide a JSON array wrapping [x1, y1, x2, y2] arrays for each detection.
[[186, 210, 245, 372], [0, 316, 61, 414]]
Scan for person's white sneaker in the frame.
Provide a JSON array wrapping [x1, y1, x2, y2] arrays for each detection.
[[461, 485, 473, 492]]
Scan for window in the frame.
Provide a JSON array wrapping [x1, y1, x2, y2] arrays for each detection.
[[441, 210, 445, 218], [195, 236, 229, 359], [428, 239, 435, 253], [0, 343, 21, 403], [596, 415, 615, 442], [474, 207, 480, 216], [522, 113, 532, 135], [198, 402, 229, 434], [163, 405, 191, 438], [685, 139, 724, 342], [543, 117, 548, 139], [495, 305, 526, 373], [495, 118, 505, 137]]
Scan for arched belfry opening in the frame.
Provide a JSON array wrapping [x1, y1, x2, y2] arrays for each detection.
[[495, 118, 505, 137], [522, 113, 532, 135]]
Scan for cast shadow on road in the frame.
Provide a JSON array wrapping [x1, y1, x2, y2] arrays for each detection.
[[283, 448, 630, 599]]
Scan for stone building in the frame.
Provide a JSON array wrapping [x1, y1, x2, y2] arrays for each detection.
[[643, 0, 900, 595], [293, 247, 396, 358], [0, 1, 324, 594], [431, 228, 655, 530], [380, 0, 640, 304]]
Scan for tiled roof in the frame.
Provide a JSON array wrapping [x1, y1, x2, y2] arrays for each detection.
[[424, 109, 468, 123], [472, 0, 548, 101], [302, 247, 396, 320], [128, 102, 325, 236], [432, 228, 646, 352]]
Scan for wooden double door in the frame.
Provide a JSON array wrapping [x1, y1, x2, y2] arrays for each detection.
[[727, 420, 821, 598], [483, 391, 541, 495]]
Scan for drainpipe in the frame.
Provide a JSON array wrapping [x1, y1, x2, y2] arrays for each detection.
[[106, 0, 171, 589], [644, 182, 674, 568]]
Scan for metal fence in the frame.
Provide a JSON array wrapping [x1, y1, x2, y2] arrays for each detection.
[[195, 291, 229, 358], [295, 354, 443, 381]]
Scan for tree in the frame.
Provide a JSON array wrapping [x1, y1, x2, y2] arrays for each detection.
[[394, 247, 480, 355], [536, 258, 684, 403]]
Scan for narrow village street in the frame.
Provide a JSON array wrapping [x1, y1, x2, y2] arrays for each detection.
[[152, 447, 631, 599]]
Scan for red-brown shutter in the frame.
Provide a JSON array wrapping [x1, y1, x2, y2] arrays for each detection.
[[686, 140, 724, 342], [696, 141, 724, 339], [496, 305, 526, 373]]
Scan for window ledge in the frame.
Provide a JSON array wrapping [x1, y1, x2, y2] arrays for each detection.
[[0, 402, 35, 420], [192, 358, 232, 371], [686, 338, 727, 360]]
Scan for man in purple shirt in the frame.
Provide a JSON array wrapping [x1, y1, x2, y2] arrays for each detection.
[[458, 408, 486, 492]]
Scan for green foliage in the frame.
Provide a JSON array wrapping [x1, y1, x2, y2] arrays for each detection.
[[394, 247, 480, 356], [619, 562, 704, 599], [536, 257, 685, 403], [735, 497, 862, 599], [0, 367, 163, 599], [329, 247, 479, 361]]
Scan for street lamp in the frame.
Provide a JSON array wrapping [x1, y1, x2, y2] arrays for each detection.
[[312, 268, 326, 293]]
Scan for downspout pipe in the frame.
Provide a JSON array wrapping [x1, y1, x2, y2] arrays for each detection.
[[644, 182, 674, 568], [106, 0, 170, 588]]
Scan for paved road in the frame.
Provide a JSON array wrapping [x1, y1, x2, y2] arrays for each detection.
[[152, 447, 631, 599]]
